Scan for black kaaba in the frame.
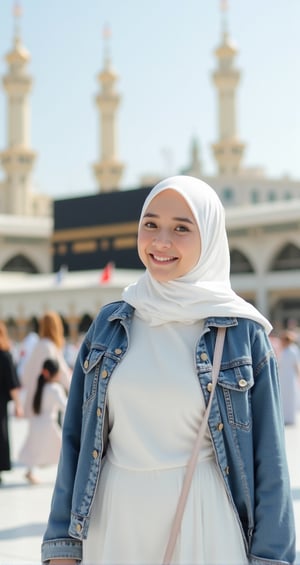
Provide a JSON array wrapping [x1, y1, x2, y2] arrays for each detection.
[[52, 186, 152, 272]]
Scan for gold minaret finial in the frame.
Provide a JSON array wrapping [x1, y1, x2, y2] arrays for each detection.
[[13, 1, 22, 39], [102, 23, 112, 67], [220, 0, 229, 35]]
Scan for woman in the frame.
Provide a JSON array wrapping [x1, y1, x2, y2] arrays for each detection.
[[18, 358, 67, 483], [21, 311, 71, 419], [20, 311, 71, 483], [278, 330, 300, 425], [42, 176, 295, 564], [0, 321, 23, 484]]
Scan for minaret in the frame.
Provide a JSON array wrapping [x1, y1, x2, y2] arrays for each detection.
[[0, 3, 36, 215], [92, 25, 124, 192], [182, 138, 202, 178], [211, 1, 245, 175], [189, 138, 202, 177]]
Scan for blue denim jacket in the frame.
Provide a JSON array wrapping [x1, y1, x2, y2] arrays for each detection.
[[42, 300, 295, 564]]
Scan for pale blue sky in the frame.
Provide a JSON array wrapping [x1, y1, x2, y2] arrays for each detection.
[[0, 0, 299, 198]]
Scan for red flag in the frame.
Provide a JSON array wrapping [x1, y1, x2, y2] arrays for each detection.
[[99, 262, 114, 284]]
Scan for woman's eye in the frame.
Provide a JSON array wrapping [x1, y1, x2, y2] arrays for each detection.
[[144, 221, 157, 229], [175, 225, 189, 232]]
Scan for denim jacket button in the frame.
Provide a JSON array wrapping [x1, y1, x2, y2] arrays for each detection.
[[92, 449, 99, 459], [101, 369, 108, 379], [76, 524, 82, 533], [239, 379, 247, 388], [207, 382, 213, 392], [114, 348, 122, 355], [216, 422, 224, 431], [84, 359, 89, 369], [97, 407, 102, 417], [200, 352, 208, 361]]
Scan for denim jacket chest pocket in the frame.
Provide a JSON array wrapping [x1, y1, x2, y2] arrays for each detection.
[[217, 358, 254, 430], [81, 347, 106, 407]]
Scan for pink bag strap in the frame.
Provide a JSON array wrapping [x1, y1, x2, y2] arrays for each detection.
[[162, 326, 226, 565]]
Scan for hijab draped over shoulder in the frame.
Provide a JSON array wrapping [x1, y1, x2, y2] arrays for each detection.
[[122, 175, 272, 333]]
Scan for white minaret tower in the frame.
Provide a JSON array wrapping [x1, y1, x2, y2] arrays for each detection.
[[211, 1, 245, 176], [0, 4, 36, 215], [92, 25, 124, 192]]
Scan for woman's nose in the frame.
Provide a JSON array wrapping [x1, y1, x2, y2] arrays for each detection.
[[152, 233, 171, 248]]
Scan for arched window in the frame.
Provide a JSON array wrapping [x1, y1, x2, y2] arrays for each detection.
[[267, 191, 277, 202], [2, 254, 39, 273], [271, 243, 300, 271], [271, 298, 300, 327], [222, 187, 235, 205], [250, 189, 260, 204], [230, 249, 254, 274]]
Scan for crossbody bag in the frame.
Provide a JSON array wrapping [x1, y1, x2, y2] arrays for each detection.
[[162, 326, 226, 564]]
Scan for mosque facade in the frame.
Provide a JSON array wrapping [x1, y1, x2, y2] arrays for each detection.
[[0, 9, 300, 341]]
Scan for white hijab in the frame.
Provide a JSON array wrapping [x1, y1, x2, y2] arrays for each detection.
[[122, 175, 272, 334]]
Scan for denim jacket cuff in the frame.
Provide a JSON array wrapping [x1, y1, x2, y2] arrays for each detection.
[[41, 538, 82, 563], [249, 553, 291, 565]]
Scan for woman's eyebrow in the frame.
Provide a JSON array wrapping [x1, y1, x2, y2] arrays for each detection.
[[143, 212, 158, 218], [143, 212, 194, 224], [173, 216, 194, 224]]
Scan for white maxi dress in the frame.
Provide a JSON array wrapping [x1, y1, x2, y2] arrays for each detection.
[[83, 316, 248, 565], [18, 381, 67, 467]]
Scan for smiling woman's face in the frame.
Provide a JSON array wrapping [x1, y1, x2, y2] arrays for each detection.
[[138, 189, 201, 282]]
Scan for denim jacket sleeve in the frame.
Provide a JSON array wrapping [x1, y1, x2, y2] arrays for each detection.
[[247, 325, 296, 564], [41, 326, 93, 562]]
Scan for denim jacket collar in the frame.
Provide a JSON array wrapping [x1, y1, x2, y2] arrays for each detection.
[[108, 300, 238, 329]]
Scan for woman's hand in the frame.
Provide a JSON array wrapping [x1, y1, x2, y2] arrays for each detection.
[[9, 388, 24, 417]]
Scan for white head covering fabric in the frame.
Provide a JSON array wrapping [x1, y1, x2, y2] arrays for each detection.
[[122, 175, 272, 333]]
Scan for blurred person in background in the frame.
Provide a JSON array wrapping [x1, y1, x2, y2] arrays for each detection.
[[278, 329, 300, 425], [0, 321, 23, 484], [21, 311, 71, 420], [20, 311, 72, 482], [18, 358, 67, 484], [16, 330, 39, 379]]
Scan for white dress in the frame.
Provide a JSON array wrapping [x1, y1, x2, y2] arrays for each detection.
[[21, 337, 71, 418], [278, 343, 300, 425], [83, 316, 248, 565], [18, 381, 67, 467]]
